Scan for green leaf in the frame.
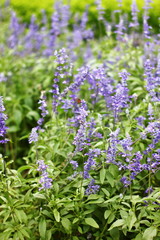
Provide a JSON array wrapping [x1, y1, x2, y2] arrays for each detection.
[[135, 233, 143, 240], [53, 209, 60, 222], [100, 168, 106, 184], [14, 209, 27, 223], [108, 219, 124, 231], [13, 110, 22, 125], [78, 226, 83, 234], [120, 210, 128, 220], [73, 218, 79, 224], [42, 210, 54, 220], [73, 237, 79, 240], [109, 165, 119, 178], [33, 193, 46, 200], [106, 171, 114, 187], [108, 213, 115, 224], [110, 228, 120, 240], [20, 228, 30, 238], [39, 217, 46, 239], [102, 188, 110, 197], [85, 218, 99, 228], [17, 231, 25, 240], [142, 227, 157, 240], [127, 211, 137, 231], [46, 230, 52, 240], [0, 230, 13, 240], [18, 165, 32, 173], [87, 198, 104, 204], [104, 210, 112, 220], [61, 218, 71, 231]]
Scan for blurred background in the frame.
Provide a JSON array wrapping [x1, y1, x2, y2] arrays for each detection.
[[1, 0, 160, 31]]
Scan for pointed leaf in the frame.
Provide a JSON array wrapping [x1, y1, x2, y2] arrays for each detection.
[[85, 218, 99, 228]]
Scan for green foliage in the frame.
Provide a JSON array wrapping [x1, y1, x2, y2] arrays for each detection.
[[0, 1, 160, 239]]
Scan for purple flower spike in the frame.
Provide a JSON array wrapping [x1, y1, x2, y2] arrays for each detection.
[[29, 91, 48, 143], [29, 127, 39, 144], [85, 179, 100, 195], [0, 96, 9, 144], [129, 0, 139, 28], [37, 160, 52, 190]]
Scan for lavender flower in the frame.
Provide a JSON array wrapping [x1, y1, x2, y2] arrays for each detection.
[[95, 0, 105, 21], [84, 149, 101, 179], [115, 17, 126, 41], [29, 92, 48, 143], [120, 176, 131, 187], [85, 179, 100, 195], [50, 48, 73, 113], [129, 0, 139, 28], [70, 160, 78, 170], [37, 92, 48, 128], [136, 116, 146, 127], [29, 127, 39, 144], [144, 59, 159, 101], [143, 0, 153, 40], [73, 106, 88, 153], [37, 160, 52, 190], [8, 11, 23, 49], [107, 128, 120, 163], [120, 134, 133, 157], [0, 96, 8, 144], [148, 103, 154, 121], [24, 15, 43, 53]]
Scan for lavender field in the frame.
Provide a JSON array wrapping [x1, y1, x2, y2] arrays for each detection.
[[0, 0, 160, 239]]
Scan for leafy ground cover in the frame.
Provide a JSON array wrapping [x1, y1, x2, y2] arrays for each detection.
[[0, 0, 160, 239]]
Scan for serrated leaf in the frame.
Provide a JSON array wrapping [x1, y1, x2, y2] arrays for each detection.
[[108, 219, 124, 231], [53, 209, 60, 222], [85, 218, 99, 228]]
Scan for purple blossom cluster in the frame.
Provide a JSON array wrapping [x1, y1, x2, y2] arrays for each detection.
[[50, 48, 73, 113], [144, 59, 160, 102], [85, 179, 100, 195], [73, 106, 88, 153], [29, 92, 48, 144], [107, 128, 120, 163], [0, 96, 8, 144], [95, 0, 105, 21], [37, 160, 52, 190], [84, 148, 101, 179], [129, 0, 139, 28]]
